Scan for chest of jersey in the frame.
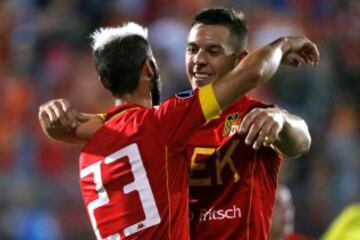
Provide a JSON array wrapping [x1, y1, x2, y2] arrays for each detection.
[[187, 98, 281, 239]]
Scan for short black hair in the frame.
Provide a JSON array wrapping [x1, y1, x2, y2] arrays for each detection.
[[94, 35, 152, 98], [191, 7, 248, 50]]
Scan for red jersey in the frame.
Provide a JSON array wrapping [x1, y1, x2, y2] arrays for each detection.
[[79, 85, 221, 240], [188, 96, 283, 240]]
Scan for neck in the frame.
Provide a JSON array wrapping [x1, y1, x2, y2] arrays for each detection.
[[113, 72, 153, 108], [114, 93, 152, 108]]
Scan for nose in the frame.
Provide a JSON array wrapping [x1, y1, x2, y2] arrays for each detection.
[[193, 49, 207, 66]]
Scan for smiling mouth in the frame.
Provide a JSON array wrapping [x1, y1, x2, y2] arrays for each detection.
[[193, 73, 212, 86], [194, 72, 211, 78]]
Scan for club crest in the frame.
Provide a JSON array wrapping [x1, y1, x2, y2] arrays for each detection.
[[223, 112, 240, 136]]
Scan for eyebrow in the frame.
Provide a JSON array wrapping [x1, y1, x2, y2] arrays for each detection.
[[186, 42, 197, 47], [186, 42, 224, 50]]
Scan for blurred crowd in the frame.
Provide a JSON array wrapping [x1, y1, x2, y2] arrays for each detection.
[[0, 0, 359, 239]]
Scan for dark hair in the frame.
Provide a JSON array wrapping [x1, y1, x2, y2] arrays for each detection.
[[94, 35, 152, 98], [191, 7, 248, 50]]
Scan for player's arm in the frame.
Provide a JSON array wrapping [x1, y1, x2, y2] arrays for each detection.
[[275, 110, 311, 157], [212, 36, 319, 110], [239, 107, 311, 157], [38, 99, 103, 145]]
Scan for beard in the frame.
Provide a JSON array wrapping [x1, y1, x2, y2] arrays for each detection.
[[149, 57, 161, 106], [151, 76, 161, 106]]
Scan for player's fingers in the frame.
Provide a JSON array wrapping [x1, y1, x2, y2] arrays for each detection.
[[58, 99, 71, 113], [308, 41, 320, 66], [303, 45, 316, 64], [302, 42, 319, 66], [239, 109, 260, 134], [38, 106, 46, 121], [66, 108, 81, 128], [43, 106, 57, 124], [266, 122, 282, 146], [284, 56, 301, 67], [252, 130, 267, 150], [297, 50, 311, 65], [253, 118, 274, 150], [38, 110, 52, 128], [51, 101, 69, 127], [244, 116, 268, 146]]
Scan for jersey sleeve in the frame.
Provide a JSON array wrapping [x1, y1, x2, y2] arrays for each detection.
[[147, 83, 221, 149]]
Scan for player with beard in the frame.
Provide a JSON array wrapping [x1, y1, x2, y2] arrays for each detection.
[[71, 22, 225, 240], [39, 8, 319, 240]]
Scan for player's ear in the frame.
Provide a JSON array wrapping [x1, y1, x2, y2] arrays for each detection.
[[234, 50, 248, 66]]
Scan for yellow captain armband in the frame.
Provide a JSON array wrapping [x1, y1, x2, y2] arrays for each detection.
[[199, 83, 222, 121], [97, 113, 106, 122]]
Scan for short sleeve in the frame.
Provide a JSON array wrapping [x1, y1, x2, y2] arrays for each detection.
[[145, 83, 221, 150]]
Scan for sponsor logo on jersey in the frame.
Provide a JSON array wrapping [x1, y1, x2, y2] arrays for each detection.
[[223, 112, 240, 136], [137, 223, 145, 230], [175, 90, 194, 99], [192, 205, 242, 222]]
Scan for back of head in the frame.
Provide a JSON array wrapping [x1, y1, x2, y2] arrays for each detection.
[[91, 23, 153, 98], [191, 7, 248, 51]]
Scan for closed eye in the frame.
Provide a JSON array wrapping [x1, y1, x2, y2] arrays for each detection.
[[206, 46, 224, 56]]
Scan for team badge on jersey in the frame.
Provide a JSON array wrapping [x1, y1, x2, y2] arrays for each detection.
[[223, 112, 241, 136], [175, 90, 194, 99]]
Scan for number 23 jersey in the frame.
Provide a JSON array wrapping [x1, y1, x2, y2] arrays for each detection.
[[79, 85, 221, 240]]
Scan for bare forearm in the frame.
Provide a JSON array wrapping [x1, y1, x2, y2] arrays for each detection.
[[213, 38, 287, 109], [75, 114, 103, 140], [274, 113, 311, 157], [44, 128, 85, 144], [41, 113, 102, 145], [236, 38, 286, 86]]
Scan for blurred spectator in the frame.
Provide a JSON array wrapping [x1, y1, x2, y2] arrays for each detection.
[[327, 101, 360, 215], [270, 186, 313, 240], [270, 186, 295, 240]]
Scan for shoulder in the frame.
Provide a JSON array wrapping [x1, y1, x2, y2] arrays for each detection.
[[175, 89, 196, 99], [157, 89, 199, 111], [220, 95, 272, 116]]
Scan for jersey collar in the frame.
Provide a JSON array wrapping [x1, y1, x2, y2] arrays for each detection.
[[105, 103, 143, 122]]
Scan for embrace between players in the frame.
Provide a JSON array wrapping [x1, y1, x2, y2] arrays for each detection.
[[38, 7, 319, 240]]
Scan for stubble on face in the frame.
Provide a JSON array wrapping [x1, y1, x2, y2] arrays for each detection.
[[186, 24, 238, 89]]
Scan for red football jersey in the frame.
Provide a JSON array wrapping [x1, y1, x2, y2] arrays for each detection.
[[188, 96, 283, 240], [79, 85, 221, 240]]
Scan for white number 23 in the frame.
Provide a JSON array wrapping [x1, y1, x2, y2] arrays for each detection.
[[80, 143, 161, 240]]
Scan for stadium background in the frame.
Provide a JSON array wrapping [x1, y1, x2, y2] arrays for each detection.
[[0, 0, 358, 239]]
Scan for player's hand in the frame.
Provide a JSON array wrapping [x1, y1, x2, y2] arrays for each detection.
[[38, 99, 89, 131], [281, 36, 320, 67], [238, 108, 285, 150]]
